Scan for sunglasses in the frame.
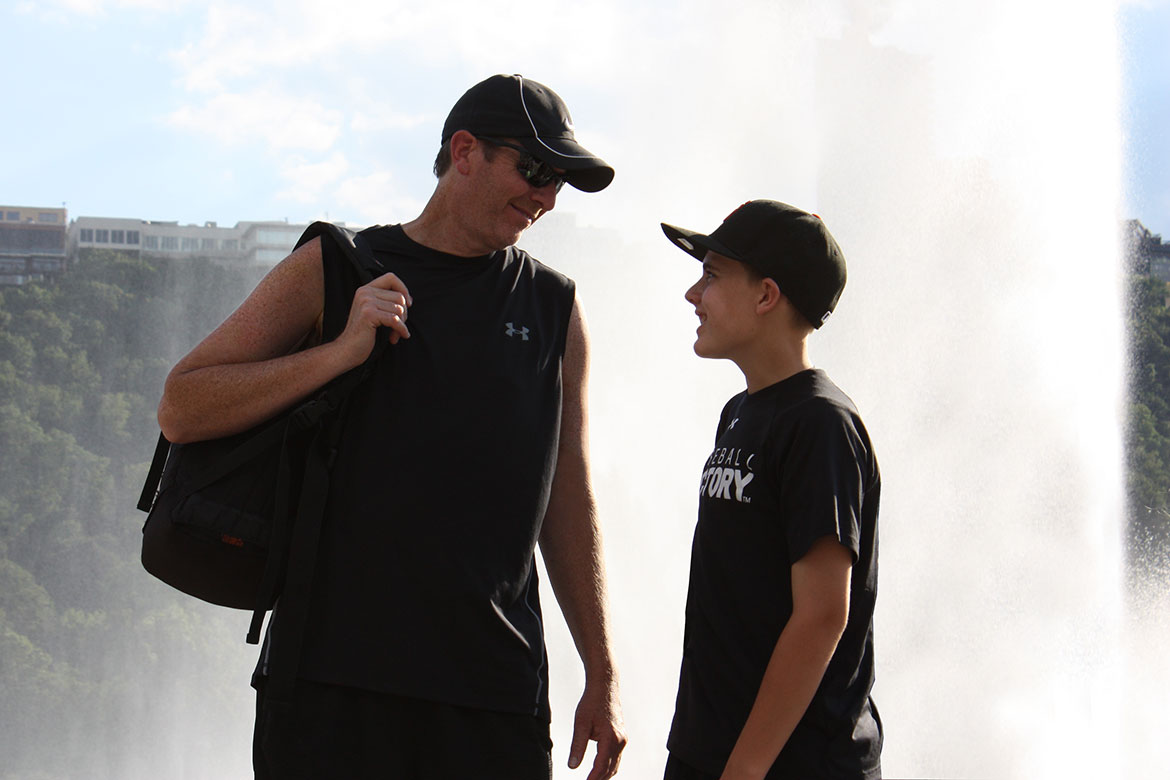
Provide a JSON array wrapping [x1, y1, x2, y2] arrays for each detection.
[[475, 135, 566, 192]]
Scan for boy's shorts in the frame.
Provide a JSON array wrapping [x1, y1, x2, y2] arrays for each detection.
[[254, 677, 552, 779]]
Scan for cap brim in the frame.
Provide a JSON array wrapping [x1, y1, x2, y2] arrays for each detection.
[[519, 137, 614, 193], [661, 223, 744, 264]]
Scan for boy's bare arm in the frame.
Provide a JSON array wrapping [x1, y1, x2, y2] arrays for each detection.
[[719, 536, 853, 780]]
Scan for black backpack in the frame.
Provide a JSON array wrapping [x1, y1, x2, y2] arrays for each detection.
[[137, 222, 387, 646]]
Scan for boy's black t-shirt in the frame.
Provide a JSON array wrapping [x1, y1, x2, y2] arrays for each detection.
[[667, 368, 882, 779]]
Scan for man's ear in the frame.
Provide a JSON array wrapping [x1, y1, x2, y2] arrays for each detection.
[[449, 130, 477, 175], [757, 277, 783, 315]]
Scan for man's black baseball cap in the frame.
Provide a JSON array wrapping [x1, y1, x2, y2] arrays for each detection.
[[442, 74, 614, 193], [661, 200, 847, 328]]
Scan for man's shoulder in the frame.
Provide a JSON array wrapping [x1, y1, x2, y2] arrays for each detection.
[[508, 245, 576, 294], [511, 243, 567, 272], [356, 223, 405, 253]]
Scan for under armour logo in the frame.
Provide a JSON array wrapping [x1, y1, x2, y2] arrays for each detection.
[[728, 418, 739, 430], [504, 322, 530, 341]]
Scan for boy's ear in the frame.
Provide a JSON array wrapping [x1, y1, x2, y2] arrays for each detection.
[[757, 277, 783, 314]]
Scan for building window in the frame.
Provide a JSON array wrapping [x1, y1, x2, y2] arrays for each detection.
[[254, 228, 296, 246], [143, 235, 158, 249], [111, 230, 125, 244], [6, 212, 19, 221], [161, 236, 178, 250], [95, 229, 109, 243], [127, 230, 139, 245], [39, 212, 59, 223], [80, 228, 94, 242], [201, 238, 217, 251], [181, 237, 198, 251], [223, 239, 239, 251]]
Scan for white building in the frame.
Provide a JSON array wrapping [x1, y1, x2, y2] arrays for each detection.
[[68, 216, 318, 268], [1, 205, 68, 286]]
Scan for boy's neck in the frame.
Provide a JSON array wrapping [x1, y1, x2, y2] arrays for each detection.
[[737, 338, 813, 394]]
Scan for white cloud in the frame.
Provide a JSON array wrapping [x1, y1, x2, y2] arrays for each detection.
[[45, 0, 103, 12], [166, 90, 343, 152], [332, 170, 424, 226], [168, 0, 426, 93], [164, 0, 637, 94], [350, 108, 429, 134], [118, 0, 192, 8], [19, 0, 192, 15], [274, 152, 350, 204], [168, 3, 283, 93]]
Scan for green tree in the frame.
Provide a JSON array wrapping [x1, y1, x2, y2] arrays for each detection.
[[1125, 274, 1170, 583], [0, 250, 266, 778]]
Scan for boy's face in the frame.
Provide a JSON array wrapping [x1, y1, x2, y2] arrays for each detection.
[[684, 252, 765, 361]]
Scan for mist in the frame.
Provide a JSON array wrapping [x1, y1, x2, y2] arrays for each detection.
[[2, 1, 1165, 778]]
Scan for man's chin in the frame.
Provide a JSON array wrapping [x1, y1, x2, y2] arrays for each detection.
[[505, 225, 529, 247]]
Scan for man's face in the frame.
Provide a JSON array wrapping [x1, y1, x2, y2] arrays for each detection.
[[684, 252, 764, 360], [464, 137, 560, 251]]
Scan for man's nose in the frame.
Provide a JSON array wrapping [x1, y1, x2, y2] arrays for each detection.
[[531, 181, 558, 212]]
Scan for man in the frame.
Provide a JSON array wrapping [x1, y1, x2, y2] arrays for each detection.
[[157, 74, 626, 779], [659, 201, 881, 779]]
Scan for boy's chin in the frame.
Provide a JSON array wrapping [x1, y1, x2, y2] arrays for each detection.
[[693, 340, 718, 359]]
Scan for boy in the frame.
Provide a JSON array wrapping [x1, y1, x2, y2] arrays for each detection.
[[660, 200, 881, 779]]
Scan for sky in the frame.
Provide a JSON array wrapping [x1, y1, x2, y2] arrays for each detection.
[[2, 1, 1165, 236], [867, 0, 1170, 240], [1122, 0, 1170, 237], [4, 2, 1170, 779]]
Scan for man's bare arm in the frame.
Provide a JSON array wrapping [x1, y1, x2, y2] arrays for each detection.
[[538, 298, 627, 779], [158, 237, 411, 443]]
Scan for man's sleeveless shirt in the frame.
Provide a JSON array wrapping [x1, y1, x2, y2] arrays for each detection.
[[287, 224, 575, 719]]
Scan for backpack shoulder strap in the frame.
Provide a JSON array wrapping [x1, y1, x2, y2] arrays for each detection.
[[251, 222, 392, 657], [296, 222, 393, 399], [137, 432, 172, 512], [296, 221, 385, 285]]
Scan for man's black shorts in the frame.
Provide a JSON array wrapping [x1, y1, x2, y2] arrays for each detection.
[[664, 753, 718, 780], [254, 677, 552, 779]]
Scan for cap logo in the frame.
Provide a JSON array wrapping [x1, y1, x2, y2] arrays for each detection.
[[678, 238, 694, 251], [725, 201, 753, 222], [820, 311, 832, 324]]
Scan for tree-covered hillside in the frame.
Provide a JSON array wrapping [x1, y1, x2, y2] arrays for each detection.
[[1126, 273, 1170, 585], [0, 252, 266, 780]]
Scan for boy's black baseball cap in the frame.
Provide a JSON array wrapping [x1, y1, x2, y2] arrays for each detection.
[[661, 200, 847, 328], [442, 74, 614, 193]]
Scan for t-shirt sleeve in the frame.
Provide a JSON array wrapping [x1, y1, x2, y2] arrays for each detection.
[[775, 402, 868, 565], [713, 393, 742, 442]]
